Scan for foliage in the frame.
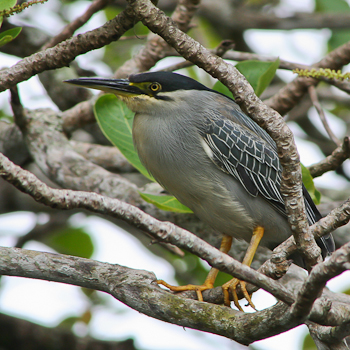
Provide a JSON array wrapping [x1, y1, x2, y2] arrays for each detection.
[[40, 226, 94, 259], [0, 26, 21, 47], [315, 0, 350, 51], [94, 94, 153, 180], [0, 0, 48, 18], [301, 164, 321, 205], [139, 193, 193, 213], [294, 68, 350, 81], [235, 58, 280, 97]]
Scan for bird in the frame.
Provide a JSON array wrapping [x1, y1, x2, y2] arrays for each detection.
[[65, 71, 335, 310]]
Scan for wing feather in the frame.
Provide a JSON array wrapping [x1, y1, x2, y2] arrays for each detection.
[[202, 116, 285, 214], [199, 104, 334, 256]]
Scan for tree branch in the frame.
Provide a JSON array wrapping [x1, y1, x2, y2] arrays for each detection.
[[41, 0, 114, 50], [0, 245, 302, 345], [272, 198, 350, 264], [70, 140, 135, 173], [308, 137, 350, 178], [115, 0, 200, 78], [308, 322, 350, 349], [1, 153, 350, 340], [308, 86, 341, 146], [265, 40, 350, 116], [291, 242, 350, 320], [0, 6, 136, 92]]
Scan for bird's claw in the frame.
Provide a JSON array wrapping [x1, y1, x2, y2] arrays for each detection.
[[222, 278, 256, 311], [156, 279, 213, 302]]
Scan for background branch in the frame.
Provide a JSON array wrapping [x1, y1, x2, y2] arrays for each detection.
[[0, 6, 136, 91]]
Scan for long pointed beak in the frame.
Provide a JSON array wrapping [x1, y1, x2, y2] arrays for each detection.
[[64, 78, 144, 97]]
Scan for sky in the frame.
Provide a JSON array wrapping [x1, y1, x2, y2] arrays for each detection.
[[0, 0, 350, 349]]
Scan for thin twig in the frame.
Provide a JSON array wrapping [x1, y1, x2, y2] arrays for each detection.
[[308, 136, 350, 178], [308, 85, 341, 146]]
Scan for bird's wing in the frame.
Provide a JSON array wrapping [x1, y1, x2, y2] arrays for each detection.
[[200, 106, 335, 256], [201, 114, 287, 217]]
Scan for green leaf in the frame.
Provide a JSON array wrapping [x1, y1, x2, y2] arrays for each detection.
[[173, 252, 210, 286], [40, 227, 94, 259], [235, 58, 280, 97], [94, 94, 153, 181], [315, 0, 350, 51], [0, 0, 17, 11], [315, 0, 350, 12], [0, 0, 15, 27], [343, 287, 350, 295], [212, 81, 234, 99], [194, 17, 222, 48], [0, 27, 21, 47], [58, 316, 80, 329], [301, 164, 321, 205], [302, 333, 317, 350], [139, 192, 193, 213], [328, 30, 350, 51]]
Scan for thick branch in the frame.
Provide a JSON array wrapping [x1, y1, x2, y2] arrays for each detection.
[[70, 140, 135, 173], [308, 322, 350, 349], [0, 245, 300, 345], [20, 109, 140, 204]]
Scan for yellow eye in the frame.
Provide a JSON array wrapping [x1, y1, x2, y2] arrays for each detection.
[[149, 83, 161, 92]]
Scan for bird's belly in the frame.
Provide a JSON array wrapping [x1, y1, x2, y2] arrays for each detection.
[[133, 118, 291, 250], [153, 164, 292, 249]]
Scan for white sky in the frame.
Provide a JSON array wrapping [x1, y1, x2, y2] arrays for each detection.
[[0, 0, 350, 349]]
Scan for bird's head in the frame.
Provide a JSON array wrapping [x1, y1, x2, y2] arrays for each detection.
[[65, 71, 214, 113]]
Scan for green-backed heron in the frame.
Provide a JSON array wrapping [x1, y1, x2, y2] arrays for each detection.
[[66, 72, 334, 310]]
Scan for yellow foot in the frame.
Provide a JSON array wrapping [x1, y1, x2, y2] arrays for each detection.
[[222, 278, 256, 311], [157, 279, 214, 302]]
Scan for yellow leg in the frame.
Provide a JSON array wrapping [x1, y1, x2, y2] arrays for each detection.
[[157, 235, 233, 301], [222, 226, 264, 311]]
